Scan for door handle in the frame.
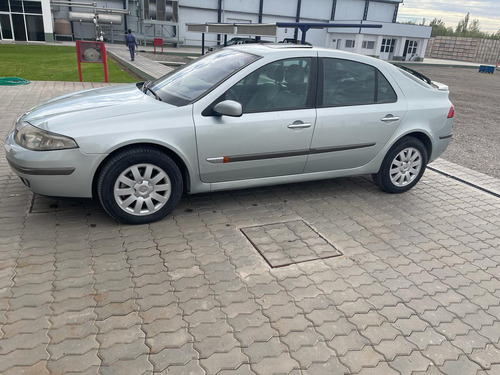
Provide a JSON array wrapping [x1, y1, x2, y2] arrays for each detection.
[[287, 121, 312, 129], [381, 114, 400, 122]]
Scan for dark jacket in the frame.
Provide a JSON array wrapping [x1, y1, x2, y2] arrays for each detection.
[[125, 34, 137, 46]]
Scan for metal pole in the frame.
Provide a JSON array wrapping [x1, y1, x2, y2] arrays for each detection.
[[300, 26, 308, 44], [294, 0, 302, 42], [217, 0, 222, 45], [256, 0, 264, 42], [330, 0, 337, 21]]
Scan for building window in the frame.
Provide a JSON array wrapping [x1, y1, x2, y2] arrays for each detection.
[[0, 0, 9, 12], [362, 41, 375, 49], [23, 1, 42, 14], [407, 40, 418, 54], [345, 40, 355, 48], [0, 0, 44, 41], [380, 38, 396, 53]]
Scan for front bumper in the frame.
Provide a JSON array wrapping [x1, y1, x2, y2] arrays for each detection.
[[5, 131, 104, 198]]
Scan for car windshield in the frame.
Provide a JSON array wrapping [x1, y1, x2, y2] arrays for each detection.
[[149, 49, 259, 106]]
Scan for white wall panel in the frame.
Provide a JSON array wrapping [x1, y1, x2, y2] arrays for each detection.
[[180, 0, 218, 10], [335, 0, 365, 20], [367, 2, 394, 23], [263, 0, 297, 18], [223, 0, 259, 14], [300, 0, 331, 21], [179, 7, 218, 44]]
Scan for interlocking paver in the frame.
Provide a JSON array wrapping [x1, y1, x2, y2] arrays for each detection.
[[407, 327, 447, 351], [340, 346, 384, 373], [471, 344, 500, 370], [328, 330, 370, 356], [362, 322, 401, 345], [421, 340, 463, 366], [250, 351, 298, 375], [389, 351, 432, 375], [201, 348, 248, 374], [46, 350, 100, 374], [375, 335, 417, 362], [99, 355, 153, 375], [194, 333, 240, 358], [2, 80, 500, 374], [440, 354, 483, 375]]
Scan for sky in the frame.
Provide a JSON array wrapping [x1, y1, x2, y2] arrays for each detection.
[[397, 0, 500, 33]]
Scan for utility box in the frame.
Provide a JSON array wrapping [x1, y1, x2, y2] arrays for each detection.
[[479, 65, 495, 74]]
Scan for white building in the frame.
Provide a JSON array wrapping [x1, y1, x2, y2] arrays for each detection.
[[0, 0, 431, 60]]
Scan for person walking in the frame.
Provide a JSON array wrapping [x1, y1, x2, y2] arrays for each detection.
[[125, 29, 137, 61]]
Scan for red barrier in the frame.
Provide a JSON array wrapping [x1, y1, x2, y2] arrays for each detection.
[[154, 38, 163, 54], [75, 41, 109, 83]]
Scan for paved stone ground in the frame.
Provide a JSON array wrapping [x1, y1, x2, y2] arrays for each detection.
[[1, 82, 500, 374]]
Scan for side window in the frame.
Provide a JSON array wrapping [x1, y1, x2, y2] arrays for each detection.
[[377, 72, 397, 103], [322, 58, 396, 107], [224, 57, 311, 113]]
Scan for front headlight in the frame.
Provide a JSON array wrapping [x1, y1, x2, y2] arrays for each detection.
[[14, 122, 78, 151]]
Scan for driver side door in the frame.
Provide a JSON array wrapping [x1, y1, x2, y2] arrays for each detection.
[[193, 56, 317, 183]]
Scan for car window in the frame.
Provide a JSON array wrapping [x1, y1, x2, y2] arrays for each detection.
[[150, 49, 259, 106], [224, 57, 311, 113], [322, 58, 397, 107]]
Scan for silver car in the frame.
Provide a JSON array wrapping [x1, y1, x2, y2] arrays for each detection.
[[5, 45, 454, 224]]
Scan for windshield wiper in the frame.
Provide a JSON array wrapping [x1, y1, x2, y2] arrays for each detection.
[[394, 64, 432, 85], [145, 86, 161, 101], [142, 81, 162, 101]]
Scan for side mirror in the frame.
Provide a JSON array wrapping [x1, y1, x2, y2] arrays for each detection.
[[213, 100, 243, 117]]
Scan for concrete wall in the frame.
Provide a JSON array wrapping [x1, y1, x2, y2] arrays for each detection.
[[426, 36, 500, 64]]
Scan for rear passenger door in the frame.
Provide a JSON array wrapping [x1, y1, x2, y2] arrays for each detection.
[[305, 56, 407, 173]]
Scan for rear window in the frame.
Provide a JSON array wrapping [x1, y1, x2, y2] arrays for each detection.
[[321, 58, 397, 107], [395, 65, 433, 88]]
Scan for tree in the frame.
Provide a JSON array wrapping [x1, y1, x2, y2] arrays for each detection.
[[455, 12, 470, 34], [430, 14, 496, 39], [429, 18, 453, 37], [469, 19, 481, 33]]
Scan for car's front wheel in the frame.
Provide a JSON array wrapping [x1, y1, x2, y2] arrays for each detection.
[[97, 148, 183, 224], [372, 137, 428, 194]]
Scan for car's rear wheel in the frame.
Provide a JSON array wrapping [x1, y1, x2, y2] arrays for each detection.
[[372, 137, 428, 193], [97, 148, 183, 224]]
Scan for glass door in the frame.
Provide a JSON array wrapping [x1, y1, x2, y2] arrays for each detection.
[[379, 38, 396, 60], [0, 13, 14, 40], [12, 13, 27, 41]]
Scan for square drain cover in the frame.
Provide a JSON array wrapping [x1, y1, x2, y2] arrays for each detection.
[[241, 220, 342, 268]]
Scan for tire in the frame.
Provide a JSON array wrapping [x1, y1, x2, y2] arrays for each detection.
[[372, 137, 428, 194], [97, 148, 183, 224]]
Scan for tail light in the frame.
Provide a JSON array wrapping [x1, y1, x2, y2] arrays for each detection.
[[447, 104, 455, 118]]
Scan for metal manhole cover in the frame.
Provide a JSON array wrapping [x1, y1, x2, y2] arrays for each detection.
[[241, 220, 342, 268]]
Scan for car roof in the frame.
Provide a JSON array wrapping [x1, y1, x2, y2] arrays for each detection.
[[229, 44, 393, 69]]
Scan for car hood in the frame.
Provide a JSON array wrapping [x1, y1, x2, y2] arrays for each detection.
[[22, 83, 175, 131]]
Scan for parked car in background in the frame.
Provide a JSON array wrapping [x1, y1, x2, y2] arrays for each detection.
[[208, 37, 272, 52], [280, 38, 312, 46], [5, 44, 454, 224]]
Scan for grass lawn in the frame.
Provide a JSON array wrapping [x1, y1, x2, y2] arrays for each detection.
[[0, 44, 137, 83]]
